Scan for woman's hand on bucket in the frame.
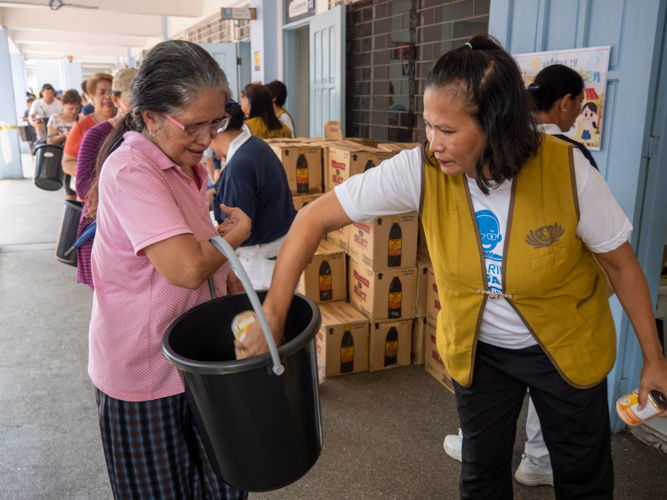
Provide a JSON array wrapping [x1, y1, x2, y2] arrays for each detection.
[[234, 317, 284, 359]]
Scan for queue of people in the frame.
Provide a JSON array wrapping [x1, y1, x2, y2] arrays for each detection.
[[25, 33, 667, 500]]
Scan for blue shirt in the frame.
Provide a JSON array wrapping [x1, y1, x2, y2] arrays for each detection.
[[213, 135, 296, 246]]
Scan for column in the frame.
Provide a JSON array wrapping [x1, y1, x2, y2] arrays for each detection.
[[250, 0, 278, 84], [0, 28, 23, 179]]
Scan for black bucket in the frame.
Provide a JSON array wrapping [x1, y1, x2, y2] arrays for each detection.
[[55, 200, 83, 267], [34, 143, 64, 191], [162, 238, 323, 492]]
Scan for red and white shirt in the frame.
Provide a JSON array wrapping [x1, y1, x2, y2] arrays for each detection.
[[88, 131, 229, 402]]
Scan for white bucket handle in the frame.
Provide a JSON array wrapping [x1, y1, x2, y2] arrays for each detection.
[[209, 236, 285, 376]]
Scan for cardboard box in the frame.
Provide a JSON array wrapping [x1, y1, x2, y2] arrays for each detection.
[[348, 255, 417, 321], [424, 320, 453, 393], [417, 218, 430, 260], [270, 143, 323, 195], [426, 267, 441, 324], [316, 301, 369, 377], [292, 193, 323, 211], [369, 319, 412, 371], [411, 316, 427, 365], [415, 257, 432, 317], [344, 137, 379, 149], [298, 240, 346, 304], [328, 144, 394, 190], [327, 224, 349, 253], [348, 212, 419, 271], [324, 121, 344, 140], [377, 142, 421, 153]]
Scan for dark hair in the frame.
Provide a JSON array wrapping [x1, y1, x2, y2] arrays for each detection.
[[528, 64, 584, 112], [423, 35, 541, 194], [61, 89, 82, 106], [581, 102, 598, 129], [266, 80, 287, 108], [244, 84, 283, 131], [41, 83, 55, 92], [86, 40, 231, 219], [224, 102, 246, 132], [80, 80, 88, 95]]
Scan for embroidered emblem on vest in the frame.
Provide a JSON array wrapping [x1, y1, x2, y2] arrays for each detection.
[[526, 223, 564, 248]]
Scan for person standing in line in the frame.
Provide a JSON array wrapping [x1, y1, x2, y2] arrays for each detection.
[[22, 94, 37, 156], [28, 83, 63, 140], [240, 84, 292, 139], [241, 36, 667, 499], [74, 68, 138, 290], [80, 80, 95, 116], [208, 103, 296, 290], [61, 73, 115, 200], [85, 40, 249, 499], [443, 63, 601, 487], [266, 80, 295, 138], [47, 89, 81, 146]]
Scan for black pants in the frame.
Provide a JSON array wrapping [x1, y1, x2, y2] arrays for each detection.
[[453, 342, 613, 500]]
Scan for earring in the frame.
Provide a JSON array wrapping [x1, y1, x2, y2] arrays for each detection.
[[150, 130, 155, 138], [564, 108, 568, 111]]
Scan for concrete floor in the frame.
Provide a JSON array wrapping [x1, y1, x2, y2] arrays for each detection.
[[1, 172, 666, 499]]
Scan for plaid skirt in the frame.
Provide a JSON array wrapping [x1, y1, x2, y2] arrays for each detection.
[[95, 389, 247, 500]]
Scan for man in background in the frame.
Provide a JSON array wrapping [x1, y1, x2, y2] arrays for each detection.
[[28, 84, 63, 140]]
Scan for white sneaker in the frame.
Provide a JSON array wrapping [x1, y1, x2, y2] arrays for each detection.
[[443, 434, 462, 462], [514, 454, 553, 486]]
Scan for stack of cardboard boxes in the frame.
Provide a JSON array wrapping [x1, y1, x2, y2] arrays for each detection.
[[262, 123, 452, 391]]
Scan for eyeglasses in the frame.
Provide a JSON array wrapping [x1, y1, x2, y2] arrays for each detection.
[[164, 113, 231, 140]]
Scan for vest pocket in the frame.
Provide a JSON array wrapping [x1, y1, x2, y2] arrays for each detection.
[[530, 248, 569, 271], [577, 275, 600, 310]]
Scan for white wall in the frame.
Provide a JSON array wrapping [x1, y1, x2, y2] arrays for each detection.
[[33, 60, 62, 94], [60, 61, 83, 91]]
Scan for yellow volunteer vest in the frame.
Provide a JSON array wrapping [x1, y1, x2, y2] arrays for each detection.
[[245, 116, 293, 139], [421, 134, 616, 388]]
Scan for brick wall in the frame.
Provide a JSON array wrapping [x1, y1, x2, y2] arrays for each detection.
[[346, 0, 489, 142]]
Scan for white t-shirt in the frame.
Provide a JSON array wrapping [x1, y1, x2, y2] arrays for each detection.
[[278, 111, 295, 138], [335, 145, 632, 349], [29, 98, 63, 121]]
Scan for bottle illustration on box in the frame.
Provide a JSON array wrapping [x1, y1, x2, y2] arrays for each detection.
[[341, 328, 354, 373], [388, 218, 402, 267], [388, 274, 402, 318], [384, 324, 398, 367], [319, 258, 332, 301], [364, 156, 375, 172], [296, 150, 309, 193]]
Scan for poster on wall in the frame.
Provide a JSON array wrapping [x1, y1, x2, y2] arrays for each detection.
[[289, 0, 315, 19], [513, 46, 610, 150], [254, 51, 261, 72]]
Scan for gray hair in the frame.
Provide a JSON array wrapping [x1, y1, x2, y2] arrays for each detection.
[[130, 40, 231, 130]]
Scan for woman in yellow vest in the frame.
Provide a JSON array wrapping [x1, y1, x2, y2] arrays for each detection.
[[240, 84, 292, 140], [239, 36, 667, 499], [267, 80, 296, 138]]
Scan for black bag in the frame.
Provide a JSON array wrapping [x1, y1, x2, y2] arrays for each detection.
[[18, 125, 37, 143]]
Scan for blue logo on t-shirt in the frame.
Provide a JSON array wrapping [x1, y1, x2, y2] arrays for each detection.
[[476, 210, 503, 294], [476, 210, 503, 262]]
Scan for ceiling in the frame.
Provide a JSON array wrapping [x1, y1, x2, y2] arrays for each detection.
[[0, 0, 205, 64]]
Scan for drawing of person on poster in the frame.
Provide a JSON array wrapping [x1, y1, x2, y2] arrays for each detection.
[[513, 46, 610, 150]]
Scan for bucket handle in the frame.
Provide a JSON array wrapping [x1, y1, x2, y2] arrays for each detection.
[[209, 236, 285, 376]]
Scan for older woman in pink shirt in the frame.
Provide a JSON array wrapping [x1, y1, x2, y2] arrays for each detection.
[[85, 41, 250, 500]]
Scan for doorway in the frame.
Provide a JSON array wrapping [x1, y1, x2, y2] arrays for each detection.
[[284, 25, 310, 138]]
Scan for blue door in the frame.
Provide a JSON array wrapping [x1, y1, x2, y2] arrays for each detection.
[[309, 5, 346, 138], [199, 43, 241, 103], [489, 0, 667, 431]]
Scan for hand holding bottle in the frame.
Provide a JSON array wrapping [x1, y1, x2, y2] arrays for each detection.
[[234, 313, 284, 359]]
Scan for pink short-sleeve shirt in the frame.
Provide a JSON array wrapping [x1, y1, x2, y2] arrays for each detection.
[[88, 131, 229, 402]]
